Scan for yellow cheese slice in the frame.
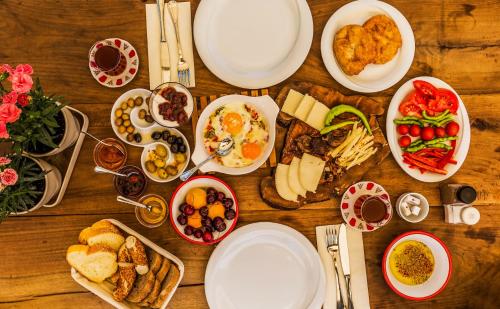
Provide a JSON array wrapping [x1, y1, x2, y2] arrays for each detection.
[[288, 157, 307, 197], [299, 153, 326, 193], [275, 164, 298, 202], [293, 94, 316, 121], [305, 101, 330, 131], [281, 89, 304, 116]]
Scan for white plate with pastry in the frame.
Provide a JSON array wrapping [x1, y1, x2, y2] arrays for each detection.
[[194, 0, 313, 89], [321, 0, 415, 92], [67, 219, 184, 309], [205, 222, 326, 309]]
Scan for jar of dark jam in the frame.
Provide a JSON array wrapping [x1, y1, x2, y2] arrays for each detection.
[[113, 165, 147, 198]]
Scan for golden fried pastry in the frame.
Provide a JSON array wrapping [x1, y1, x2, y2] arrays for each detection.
[[333, 25, 377, 75], [363, 15, 402, 64]]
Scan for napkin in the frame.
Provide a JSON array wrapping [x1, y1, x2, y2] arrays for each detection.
[[145, 2, 196, 88], [316, 225, 370, 309]]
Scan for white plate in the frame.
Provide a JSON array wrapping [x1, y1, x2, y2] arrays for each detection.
[[386, 76, 471, 182], [205, 222, 326, 309], [194, 0, 313, 89], [382, 231, 452, 300], [70, 219, 184, 309], [320, 0, 415, 93], [191, 95, 279, 175]]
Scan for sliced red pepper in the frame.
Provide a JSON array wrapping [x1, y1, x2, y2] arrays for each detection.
[[437, 141, 456, 169], [403, 155, 448, 175], [404, 153, 439, 168]]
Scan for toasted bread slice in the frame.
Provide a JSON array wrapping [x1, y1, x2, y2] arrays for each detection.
[[112, 262, 137, 302], [79, 228, 125, 251], [156, 258, 171, 283], [151, 265, 180, 308], [125, 236, 149, 275], [147, 249, 163, 275], [66, 244, 117, 283], [126, 270, 156, 303], [118, 243, 132, 263], [138, 278, 162, 307]]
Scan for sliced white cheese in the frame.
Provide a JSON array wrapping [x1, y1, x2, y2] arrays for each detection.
[[281, 89, 304, 116], [275, 164, 298, 202], [299, 153, 326, 193], [288, 157, 307, 197], [294, 94, 316, 121], [305, 101, 331, 131]]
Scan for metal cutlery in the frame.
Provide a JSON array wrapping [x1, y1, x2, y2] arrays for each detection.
[[116, 195, 153, 212], [83, 131, 125, 156], [167, 0, 190, 87], [157, 0, 171, 83], [326, 226, 346, 309], [94, 166, 132, 178], [339, 224, 354, 309]]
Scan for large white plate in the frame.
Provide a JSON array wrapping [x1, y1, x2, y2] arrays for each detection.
[[205, 222, 326, 309], [194, 0, 313, 89], [386, 76, 471, 182], [321, 0, 415, 93], [191, 94, 279, 175]]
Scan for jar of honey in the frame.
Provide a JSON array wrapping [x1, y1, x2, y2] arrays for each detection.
[[135, 194, 168, 228]]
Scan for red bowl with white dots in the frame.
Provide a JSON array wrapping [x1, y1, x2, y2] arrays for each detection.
[[340, 181, 393, 232], [169, 176, 239, 245]]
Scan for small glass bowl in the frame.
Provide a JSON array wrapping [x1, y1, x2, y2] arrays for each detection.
[[148, 82, 194, 127], [113, 165, 147, 199], [135, 194, 169, 228], [93, 137, 127, 171]]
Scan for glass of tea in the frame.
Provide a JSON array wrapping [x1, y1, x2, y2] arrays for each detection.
[[93, 138, 127, 171], [92, 43, 127, 75], [354, 194, 392, 227]]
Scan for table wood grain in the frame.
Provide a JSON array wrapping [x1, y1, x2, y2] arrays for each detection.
[[0, 1, 499, 308]]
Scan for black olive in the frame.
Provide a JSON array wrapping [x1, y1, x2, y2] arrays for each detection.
[[178, 144, 186, 153], [167, 135, 176, 144], [133, 133, 142, 143], [162, 130, 170, 141], [170, 144, 179, 153], [145, 115, 154, 123], [151, 131, 162, 140]]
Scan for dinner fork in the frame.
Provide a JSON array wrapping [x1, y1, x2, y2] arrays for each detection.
[[167, 0, 190, 87], [326, 226, 346, 309]]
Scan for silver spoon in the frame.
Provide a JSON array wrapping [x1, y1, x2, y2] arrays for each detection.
[[94, 166, 133, 178], [116, 195, 153, 212], [84, 131, 126, 155], [180, 137, 234, 181]]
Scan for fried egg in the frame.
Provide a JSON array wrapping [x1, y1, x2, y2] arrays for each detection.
[[204, 102, 269, 167]]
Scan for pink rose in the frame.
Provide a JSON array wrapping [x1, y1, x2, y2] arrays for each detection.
[[0, 103, 21, 123], [0, 157, 11, 166], [14, 64, 33, 75], [17, 93, 30, 107], [2, 91, 18, 105], [0, 168, 18, 186], [0, 121, 8, 139], [10, 72, 33, 93], [0, 64, 13, 75]]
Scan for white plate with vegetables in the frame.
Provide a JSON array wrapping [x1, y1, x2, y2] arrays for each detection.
[[386, 76, 470, 182]]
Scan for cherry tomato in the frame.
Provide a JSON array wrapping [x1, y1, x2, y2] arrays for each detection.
[[409, 124, 421, 137], [428, 89, 459, 114], [399, 91, 423, 117], [446, 121, 460, 136], [397, 124, 409, 135], [421, 127, 435, 141], [413, 80, 438, 100], [398, 136, 411, 148], [435, 127, 446, 138]]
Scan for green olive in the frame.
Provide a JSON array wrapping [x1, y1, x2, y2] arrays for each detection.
[[123, 120, 131, 127], [120, 101, 128, 110], [145, 161, 157, 173], [115, 109, 123, 118], [126, 126, 135, 134], [134, 96, 144, 106], [155, 144, 168, 158], [138, 109, 147, 120], [166, 165, 178, 176], [174, 153, 186, 163], [122, 113, 130, 120], [115, 118, 123, 126], [118, 126, 126, 134], [157, 168, 168, 179], [127, 98, 135, 108]]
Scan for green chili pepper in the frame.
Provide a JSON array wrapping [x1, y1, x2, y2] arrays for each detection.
[[423, 110, 450, 121], [320, 121, 356, 135], [394, 119, 423, 126], [427, 143, 452, 150], [325, 105, 372, 135], [404, 144, 426, 153], [424, 136, 457, 145]]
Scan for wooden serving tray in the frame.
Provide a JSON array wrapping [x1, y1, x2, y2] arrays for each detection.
[[191, 89, 277, 169]]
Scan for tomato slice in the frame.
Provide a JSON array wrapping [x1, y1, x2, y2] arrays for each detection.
[[433, 88, 459, 114], [413, 80, 438, 101], [399, 90, 422, 117]]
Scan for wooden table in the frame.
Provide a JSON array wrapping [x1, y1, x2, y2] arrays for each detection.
[[0, 1, 498, 308]]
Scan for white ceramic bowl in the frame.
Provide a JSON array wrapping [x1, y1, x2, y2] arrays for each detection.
[[140, 130, 190, 183], [383, 231, 452, 300], [320, 0, 415, 93], [169, 176, 239, 245], [386, 76, 471, 182], [396, 192, 429, 223], [149, 82, 194, 128], [191, 94, 279, 175]]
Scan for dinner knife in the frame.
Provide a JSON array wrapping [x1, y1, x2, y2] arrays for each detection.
[[156, 0, 171, 83], [339, 224, 354, 309]]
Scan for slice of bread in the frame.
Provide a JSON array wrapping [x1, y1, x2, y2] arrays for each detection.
[[118, 243, 132, 263], [126, 270, 156, 303], [155, 258, 171, 283], [147, 249, 163, 275], [138, 278, 162, 307], [80, 228, 125, 251], [112, 262, 137, 302], [125, 236, 149, 275], [91, 220, 122, 234], [66, 244, 118, 283], [151, 265, 180, 308]]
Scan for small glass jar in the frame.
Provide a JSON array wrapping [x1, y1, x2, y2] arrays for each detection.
[[135, 194, 169, 228], [93, 137, 127, 171], [113, 165, 147, 199]]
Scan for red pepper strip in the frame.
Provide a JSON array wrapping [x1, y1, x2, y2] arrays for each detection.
[[404, 153, 439, 168], [415, 148, 445, 158], [437, 141, 456, 169], [449, 159, 457, 164], [419, 168, 426, 174], [403, 155, 448, 174]]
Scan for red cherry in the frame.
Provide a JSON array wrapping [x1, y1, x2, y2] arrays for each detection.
[[202, 231, 214, 243]]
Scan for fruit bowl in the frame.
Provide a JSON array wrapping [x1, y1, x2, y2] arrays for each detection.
[[169, 176, 239, 245]]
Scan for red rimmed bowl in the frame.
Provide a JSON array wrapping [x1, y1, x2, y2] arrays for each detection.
[[169, 176, 239, 245], [382, 231, 452, 301]]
